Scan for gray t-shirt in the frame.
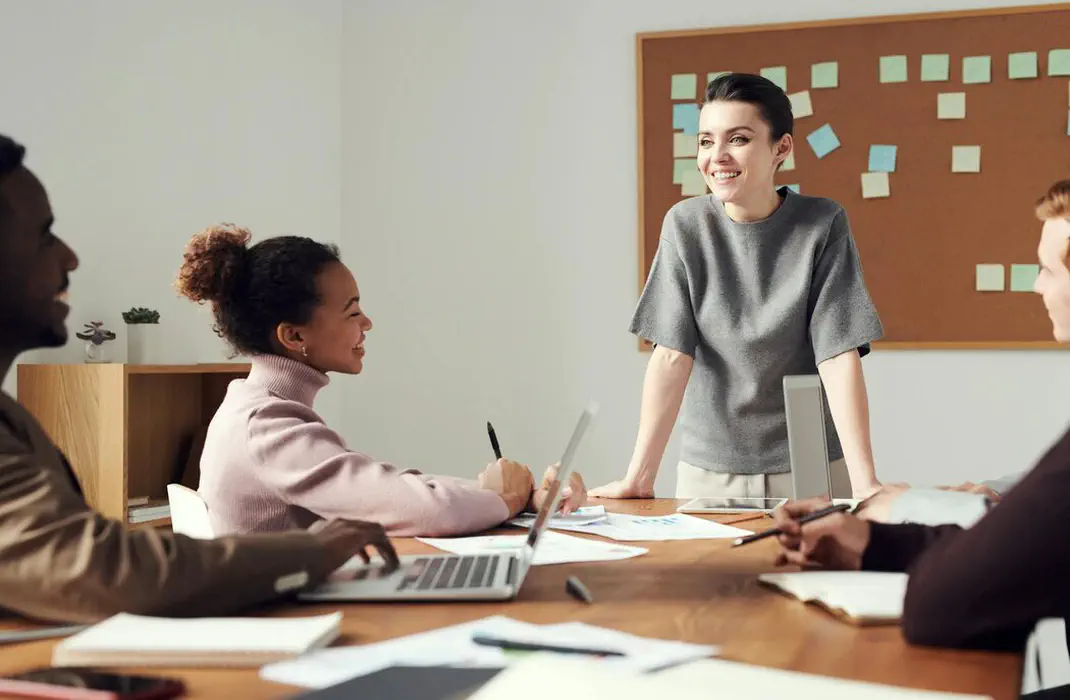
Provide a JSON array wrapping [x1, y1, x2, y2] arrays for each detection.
[[630, 188, 884, 474]]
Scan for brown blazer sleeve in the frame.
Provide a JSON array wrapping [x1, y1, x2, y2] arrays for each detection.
[[862, 427, 1070, 652], [0, 426, 331, 624]]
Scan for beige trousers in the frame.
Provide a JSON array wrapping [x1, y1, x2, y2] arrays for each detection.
[[675, 458, 852, 500]]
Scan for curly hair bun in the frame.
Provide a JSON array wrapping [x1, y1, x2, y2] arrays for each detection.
[[175, 224, 252, 303]]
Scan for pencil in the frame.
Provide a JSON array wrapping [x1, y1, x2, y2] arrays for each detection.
[[487, 421, 502, 459], [731, 502, 852, 547]]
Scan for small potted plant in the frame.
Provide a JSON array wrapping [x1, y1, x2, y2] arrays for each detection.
[[75, 321, 116, 363], [122, 306, 161, 364]]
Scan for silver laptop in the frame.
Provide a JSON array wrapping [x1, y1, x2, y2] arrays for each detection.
[[298, 402, 599, 602], [782, 375, 833, 500]]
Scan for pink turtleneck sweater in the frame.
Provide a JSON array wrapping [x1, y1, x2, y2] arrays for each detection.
[[197, 354, 510, 537]]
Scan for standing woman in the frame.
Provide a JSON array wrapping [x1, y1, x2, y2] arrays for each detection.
[[591, 73, 884, 501]]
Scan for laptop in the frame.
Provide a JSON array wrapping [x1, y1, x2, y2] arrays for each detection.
[[782, 375, 834, 500], [297, 402, 599, 602]]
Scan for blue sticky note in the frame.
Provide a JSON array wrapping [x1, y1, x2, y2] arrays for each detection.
[[868, 145, 897, 173], [672, 103, 699, 135], [1049, 49, 1070, 76], [806, 123, 841, 159]]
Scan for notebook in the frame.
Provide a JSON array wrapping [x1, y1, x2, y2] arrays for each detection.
[[757, 571, 907, 625], [52, 612, 342, 667]]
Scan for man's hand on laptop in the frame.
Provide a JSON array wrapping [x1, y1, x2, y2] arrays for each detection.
[[530, 463, 587, 515], [478, 458, 536, 518], [309, 519, 400, 574]]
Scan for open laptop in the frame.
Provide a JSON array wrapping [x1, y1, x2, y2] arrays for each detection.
[[297, 402, 599, 602], [782, 374, 834, 500]]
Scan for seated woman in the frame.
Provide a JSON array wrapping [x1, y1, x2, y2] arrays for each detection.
[[175, 224, 585, 537], [770, 178, 1070, 655]]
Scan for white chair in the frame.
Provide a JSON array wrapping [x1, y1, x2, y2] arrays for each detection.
[[166, 483, 215, 539]]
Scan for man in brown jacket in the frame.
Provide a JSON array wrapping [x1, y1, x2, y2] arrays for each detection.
[[0, 134, 399, 624]]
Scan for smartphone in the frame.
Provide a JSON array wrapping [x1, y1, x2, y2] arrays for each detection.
[[676, 497, 787, 514], [0, 668, 184, 700]]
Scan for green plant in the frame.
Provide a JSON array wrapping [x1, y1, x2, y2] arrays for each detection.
[[122, 307, 160, 324], [75, 321, 116, 345]]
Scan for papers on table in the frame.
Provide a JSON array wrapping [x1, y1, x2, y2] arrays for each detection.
[[259, 615, 718, 689], [509, 505, 608, 528], [508, 511, 754, 542], [417, 530, 647, 565]]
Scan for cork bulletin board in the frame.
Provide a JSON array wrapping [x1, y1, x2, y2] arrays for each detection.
[[636, 4, 1070, 350]]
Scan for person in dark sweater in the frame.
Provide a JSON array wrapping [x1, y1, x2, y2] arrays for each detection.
[[772, 178, 1070, 655]]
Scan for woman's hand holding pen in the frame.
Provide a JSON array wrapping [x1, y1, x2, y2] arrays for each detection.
[[772, 498, 871, 571], [478, 459, 535, 518], [530, 463, 587, 515]]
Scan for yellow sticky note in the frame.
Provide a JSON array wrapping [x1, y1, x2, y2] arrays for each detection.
[[880, 55, 908, 83], [680, 169, 707, 196], [861, 172, 890, 199], [671, 74, 697, 100], [673, 133, 698, 158], [937, 92, 966, 120], [952, 145, 981, 173], [788, 90, 813, 118], [975, 264, 1005, 292], [780, 151, 796, 172]]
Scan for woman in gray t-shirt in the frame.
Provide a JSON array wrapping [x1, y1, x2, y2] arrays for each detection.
[[590, 73, 885, 502]]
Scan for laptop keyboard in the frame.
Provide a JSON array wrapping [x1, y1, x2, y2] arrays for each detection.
[[395, 555, 500, 591]]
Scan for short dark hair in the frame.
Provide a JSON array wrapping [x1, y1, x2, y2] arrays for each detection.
[[0, 135, 26, 219], [704, 73, 793, 141], [175, 224, 342, 356]]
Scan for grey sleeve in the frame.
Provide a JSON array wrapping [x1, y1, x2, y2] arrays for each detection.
[[808, 210, 884, 363], [628, 236, 699, 357]]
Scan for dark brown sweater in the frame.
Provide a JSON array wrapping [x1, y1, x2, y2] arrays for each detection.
[[862, 426, 1070, 651]]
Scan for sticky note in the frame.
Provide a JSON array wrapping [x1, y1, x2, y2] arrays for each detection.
[[976, 264, 1005, 292], [673, 158, 693, 185], [1066, 109, 1070, 136], [673, 133, 698, 158], [806, 123, 840, 159], [861, 172, 890, 199], [867, 145, 897, 173], [1010, 264, 1040, 292], [921, 54, 950, 81], [1008, 51, 1038, 79], [680, 169, 707, 196], [963, 56, 991, 84], [1049, 49, 1070, 76], [780, 151, 796, 172], [672, 103, 700, 135], [671, 74, 698, 100], [761, 66, 788, 91], [952, 145, 981, 173], [880, 55, 907, 83], [783, 184, 800, 193], [937, 92, 966, 120], [707, 71, 730, 86], [811, 62, 838, 89], [788, 90, 813, 118]]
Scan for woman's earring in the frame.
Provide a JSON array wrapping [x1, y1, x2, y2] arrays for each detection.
[[301, 345, 308, 357]]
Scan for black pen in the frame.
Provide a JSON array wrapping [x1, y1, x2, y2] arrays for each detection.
[[565, 575, 593, 604], [471, 633, 623, 657], [731, 502, 851, 547], [487, 421, 502, 459]]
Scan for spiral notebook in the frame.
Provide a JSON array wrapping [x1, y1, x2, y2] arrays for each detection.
[[757, 571, 908, 625]]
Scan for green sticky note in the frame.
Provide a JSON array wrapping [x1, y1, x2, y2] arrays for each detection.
[[672, 158, 694, 185], [680, 169, 707, 196], [1010, 264, 1040, 292], [673, 133, 698, 158], [921, 54, 950, 81], [780, 151, 796, 172], [976, 264, 1005, 292], [963, 56, 991, 84], [937, 92, 966, 119], [811, 62, 838, 88], [880, 55, 907, 83], [707, 71, 730, 86], [761, 66, 787, 91], [1008, 51, 1038, 79], [1049, 49, 1070, 76], [783, 183, 800, 193], [671, 73, 697, 100], [952, 145, 981, 173]]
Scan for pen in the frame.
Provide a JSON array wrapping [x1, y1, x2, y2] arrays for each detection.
[[471, 633, 624, 657], [565, 575, 594, 604], [0, 625, 88, 645], [731, 502, 852, 547], [487, 421, 502, 460]]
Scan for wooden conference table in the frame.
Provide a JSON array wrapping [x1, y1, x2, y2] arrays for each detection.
[[0, 499, 1023, 699]]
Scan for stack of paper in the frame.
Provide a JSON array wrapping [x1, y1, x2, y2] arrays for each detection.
[[508, 505, 608, 528], [52, 612, 342, 667], [259, 615, 718, 689], [507, 511, 753, 542], [417, 530, 648, 565], [758, 571, 908, 624]]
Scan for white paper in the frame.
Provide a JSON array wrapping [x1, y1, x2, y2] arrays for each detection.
[[417, 530, 647, 565], [259, 616, 718, 690], [510, 512, 753, 542], [508, 505, 607, 529]]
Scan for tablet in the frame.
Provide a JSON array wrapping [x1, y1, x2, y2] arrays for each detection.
[[676, 497, 787, 514]]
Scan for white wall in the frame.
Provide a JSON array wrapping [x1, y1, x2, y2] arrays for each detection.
[[0, 0, 347, 426], [341, 0, 1070, 495]]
